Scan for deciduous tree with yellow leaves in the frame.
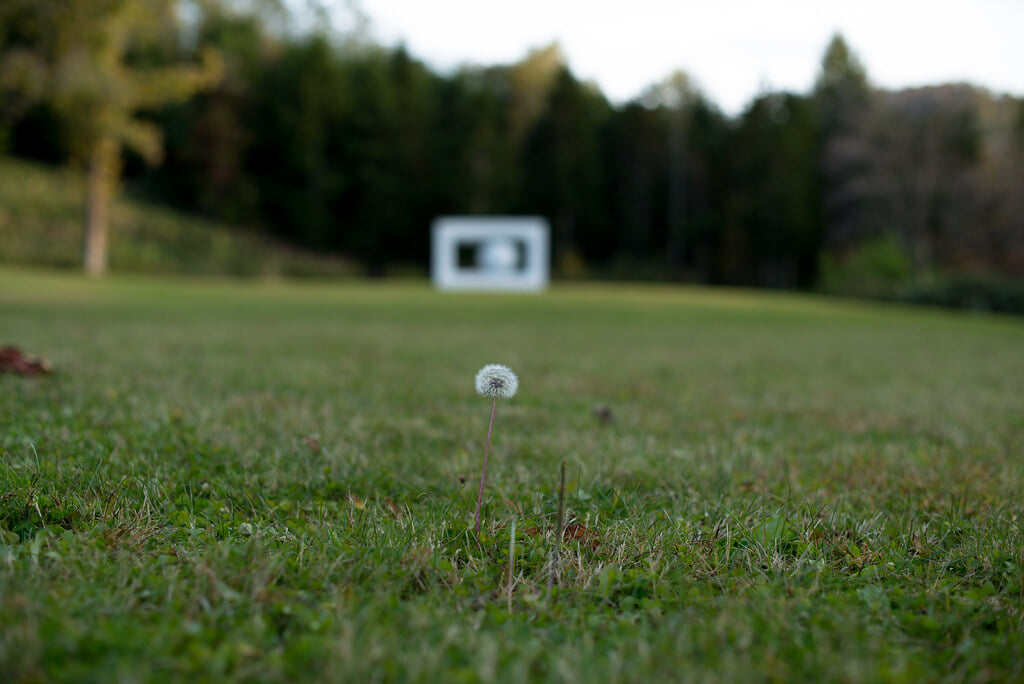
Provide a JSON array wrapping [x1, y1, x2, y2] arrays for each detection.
[[1, 0, 221, 275]]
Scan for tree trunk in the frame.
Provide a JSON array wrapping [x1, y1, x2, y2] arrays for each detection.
[[83, 137, 120, 277]]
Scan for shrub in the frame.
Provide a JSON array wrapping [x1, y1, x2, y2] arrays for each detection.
[[818, 234, 915, 298], [898, 274, 1024, 316]]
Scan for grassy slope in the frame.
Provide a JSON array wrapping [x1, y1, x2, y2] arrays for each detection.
[[2, 267, 1023, 682], [0, 156, 354, 277]]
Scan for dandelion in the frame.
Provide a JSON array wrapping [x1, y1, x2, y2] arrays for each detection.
[[473, 364, 518, 535], [475, 364, 518, 400]]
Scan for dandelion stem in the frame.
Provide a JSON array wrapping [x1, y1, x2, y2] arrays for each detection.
[[475, 394, 498, 535]]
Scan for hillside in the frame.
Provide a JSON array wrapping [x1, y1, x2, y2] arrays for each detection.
[[0, 156, 356, 278]]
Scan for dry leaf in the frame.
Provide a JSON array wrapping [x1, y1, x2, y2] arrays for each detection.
[[0, 345, 52, 376], [520, 523, 600, 550], [563, 522, 600, 550]]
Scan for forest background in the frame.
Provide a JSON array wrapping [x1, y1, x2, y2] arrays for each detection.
[[2, 0, 1023, 310]]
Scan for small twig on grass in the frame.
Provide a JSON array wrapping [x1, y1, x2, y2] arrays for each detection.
[[547, 459, 567, 602]]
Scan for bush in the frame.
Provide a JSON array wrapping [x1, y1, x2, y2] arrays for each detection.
[[818, 234, 915, 298], [897, 275, 1024, 316], [819, 235, 1024, 316]]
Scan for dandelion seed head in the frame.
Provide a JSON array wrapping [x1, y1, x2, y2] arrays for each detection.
[[475, 364, 518, 399]]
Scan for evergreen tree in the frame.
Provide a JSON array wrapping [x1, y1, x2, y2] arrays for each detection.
[[522, 68, 613, 274], [814, 33, 876, 253]]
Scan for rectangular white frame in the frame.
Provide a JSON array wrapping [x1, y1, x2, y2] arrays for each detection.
[[431, 216, 550, 291]]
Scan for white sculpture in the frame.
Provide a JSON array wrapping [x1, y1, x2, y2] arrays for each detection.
[[431, 216, 550, 292]]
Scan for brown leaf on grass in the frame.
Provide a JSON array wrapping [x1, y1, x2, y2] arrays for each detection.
[[0, 345, 52, 376], [563, 522, 600, 550], [520, 523, 601, 550], [303, 436, 321, 453]]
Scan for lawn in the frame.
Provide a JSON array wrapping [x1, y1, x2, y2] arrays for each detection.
[[2, 266, 1023, 682]]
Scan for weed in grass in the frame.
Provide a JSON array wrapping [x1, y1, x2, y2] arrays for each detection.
[[547, 460, 568, 601], [473, 364, 518, 536]]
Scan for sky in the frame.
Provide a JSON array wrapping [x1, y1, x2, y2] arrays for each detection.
[[336, 0, 1024, 115]]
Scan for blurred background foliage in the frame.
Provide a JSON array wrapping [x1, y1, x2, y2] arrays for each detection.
[[1, 0, 1023, 310]]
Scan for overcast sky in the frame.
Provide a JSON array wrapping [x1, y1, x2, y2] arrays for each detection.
[[338, 0, 1024, 115]]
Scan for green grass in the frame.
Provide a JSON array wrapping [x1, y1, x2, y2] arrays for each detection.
[[2, 266, 1023, 682], [0, 156, 355, 277]]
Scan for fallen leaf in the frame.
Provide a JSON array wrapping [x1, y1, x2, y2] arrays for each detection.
[[519, 523, 601, 550], [0, 345, 52, 376], [563, 523, 600, 550]]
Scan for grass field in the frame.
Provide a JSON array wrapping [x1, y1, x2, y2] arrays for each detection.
[[2, 266, 1023, 682]]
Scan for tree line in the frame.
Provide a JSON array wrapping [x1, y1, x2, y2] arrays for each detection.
[[2, 0, 1023, 291]]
